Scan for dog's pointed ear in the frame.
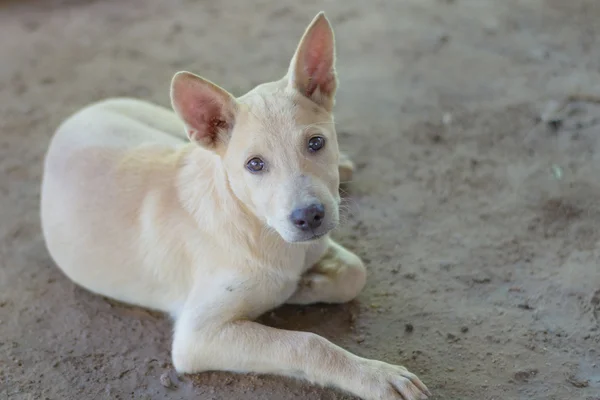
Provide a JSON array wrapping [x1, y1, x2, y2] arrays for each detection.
[[170, 71, 237, 150], [288, 12, 337, 111]]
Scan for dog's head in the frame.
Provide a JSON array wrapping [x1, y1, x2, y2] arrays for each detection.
[[171, 12, 341, 243]]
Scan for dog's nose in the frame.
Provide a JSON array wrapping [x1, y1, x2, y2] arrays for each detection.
[[290, 203, 325, 231]]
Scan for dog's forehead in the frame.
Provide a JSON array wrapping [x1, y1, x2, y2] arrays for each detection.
[[246, 93, 297, 132], [238, 86, 328, 136]]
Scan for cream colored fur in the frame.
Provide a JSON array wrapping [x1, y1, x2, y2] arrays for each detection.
[[40, 12, 430, 400]]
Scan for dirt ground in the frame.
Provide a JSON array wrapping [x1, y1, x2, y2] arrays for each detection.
[[1, 0, 600, 399]]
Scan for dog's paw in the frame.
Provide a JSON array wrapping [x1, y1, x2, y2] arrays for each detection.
[[352, 360, 431, 400], [297, 271, 331, 291]]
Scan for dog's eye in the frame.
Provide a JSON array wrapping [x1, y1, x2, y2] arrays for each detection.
[[308, 136, 325, 153], [246, 157, 265, 172]]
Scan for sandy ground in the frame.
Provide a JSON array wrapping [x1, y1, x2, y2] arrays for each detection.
[[1, 0, 600, 399]]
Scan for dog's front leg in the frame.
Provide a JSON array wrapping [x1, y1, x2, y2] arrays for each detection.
[[287, 239, 366, 305], [172, 277, 430, 400]]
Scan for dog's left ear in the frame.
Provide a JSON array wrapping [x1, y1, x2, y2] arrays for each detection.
[[288, 12, 337, 111], [171, 71, 237, 151]]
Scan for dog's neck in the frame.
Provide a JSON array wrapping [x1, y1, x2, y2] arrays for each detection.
[[176, 146, 290, 254]]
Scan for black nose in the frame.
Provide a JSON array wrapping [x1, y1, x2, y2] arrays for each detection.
[[290, 203, 325, 231]]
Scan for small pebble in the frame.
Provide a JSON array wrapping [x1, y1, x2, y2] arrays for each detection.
[[160, 372, 173, 389], [540, 100, 562, 123], [442, 112, 453, 126], [405, 323, 414, 333], [540, 100, 564, 130], [518, 303, 535, 311], [349, 312, 357, 324], [514, 368, 538, 382], [551, 164, 563, 180], [566, 375, 589, 388], [460, 326, 469, 333]]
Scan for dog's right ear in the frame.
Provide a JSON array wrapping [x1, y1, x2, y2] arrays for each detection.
[[288, 12, 337, 111], [170, 71, 237, 150]]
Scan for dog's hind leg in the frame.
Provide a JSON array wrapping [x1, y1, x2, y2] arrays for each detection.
[[339, 152, 354, 184]]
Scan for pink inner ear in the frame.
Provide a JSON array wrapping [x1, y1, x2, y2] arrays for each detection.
[[302, 30, 334, 97], [176, 85, 228, 146]]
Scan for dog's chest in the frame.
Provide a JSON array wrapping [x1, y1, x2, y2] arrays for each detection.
[[252, 246, 309, 294]]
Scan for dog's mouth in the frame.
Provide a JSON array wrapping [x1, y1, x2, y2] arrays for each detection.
[[286, 225, 335, 243], [288, 233, 326, 244], [306, 232, 327, 241]]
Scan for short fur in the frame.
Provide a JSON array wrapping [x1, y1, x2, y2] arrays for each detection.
[[40, 12, 430, 400]]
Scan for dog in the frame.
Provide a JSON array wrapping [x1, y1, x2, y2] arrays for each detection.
[[40, 12, 430, 400]]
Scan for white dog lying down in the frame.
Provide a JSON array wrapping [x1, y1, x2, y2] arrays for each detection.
[[40, 12, 430, 400]]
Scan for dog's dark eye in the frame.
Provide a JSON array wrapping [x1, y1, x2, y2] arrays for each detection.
[[308, 136, 325, 152], [246, 157, 265, 172]]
